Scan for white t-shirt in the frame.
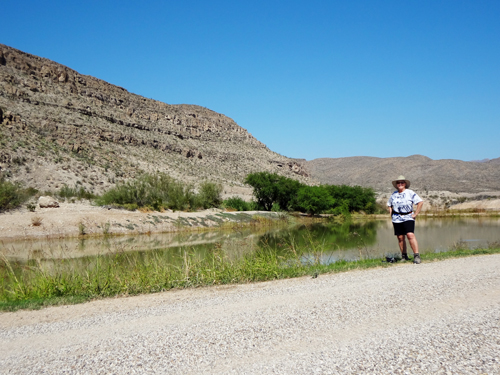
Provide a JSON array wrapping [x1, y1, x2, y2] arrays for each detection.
[[387, 189, 423, 223]]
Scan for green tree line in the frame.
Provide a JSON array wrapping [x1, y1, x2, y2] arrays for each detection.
[[245, 171, 377, 215]]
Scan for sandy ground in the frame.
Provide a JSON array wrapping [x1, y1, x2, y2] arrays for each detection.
[[1, 255, 499, 374]]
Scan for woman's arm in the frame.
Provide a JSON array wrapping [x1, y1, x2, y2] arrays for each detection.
[[412, 201, 423, 218]]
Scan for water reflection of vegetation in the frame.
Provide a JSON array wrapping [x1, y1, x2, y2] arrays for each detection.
[[259, 221, 378, 255]]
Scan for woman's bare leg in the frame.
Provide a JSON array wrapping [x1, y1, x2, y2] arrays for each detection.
[[406, 232, 419, 254], [397, 235, 407, 254]]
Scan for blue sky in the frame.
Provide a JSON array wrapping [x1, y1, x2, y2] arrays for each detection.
[[2, 1, 499, 161]]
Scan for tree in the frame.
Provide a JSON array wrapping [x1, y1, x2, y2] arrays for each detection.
[[245, 172, 302, 211], [292, 186, 335, 215]]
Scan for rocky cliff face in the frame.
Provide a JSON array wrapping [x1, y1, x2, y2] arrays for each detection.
[[0, 44, 310, 194]]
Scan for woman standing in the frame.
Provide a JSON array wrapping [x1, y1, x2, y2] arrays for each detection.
[[387, 175, 424, 264]]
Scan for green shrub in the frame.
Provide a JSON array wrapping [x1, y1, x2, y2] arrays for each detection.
[[197, 181, 223, 209], [271, 202, 282, 212], [0, 175, 36, 212], [244, 172, 377, 215], [96, 173, 219, 212], [223, 197, 254, 211], [292, 185, 335, 215], [324, 185, 376, 214], [57, 185, 95, 200]]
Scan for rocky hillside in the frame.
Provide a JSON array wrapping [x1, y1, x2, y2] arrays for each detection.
[[306, 155, 500, 194], [0, 44, 310, 195]]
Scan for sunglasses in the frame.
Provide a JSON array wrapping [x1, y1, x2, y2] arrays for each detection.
[[396, 181, 406, 185]]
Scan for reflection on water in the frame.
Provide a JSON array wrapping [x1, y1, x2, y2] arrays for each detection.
[[1, 217, 500, 265], [257, 221, 379, 263]]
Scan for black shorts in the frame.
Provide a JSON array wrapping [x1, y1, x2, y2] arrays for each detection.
[[393, 221, 415, 236]]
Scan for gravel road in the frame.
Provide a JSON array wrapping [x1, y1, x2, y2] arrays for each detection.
[[1, 255, 499, 374]]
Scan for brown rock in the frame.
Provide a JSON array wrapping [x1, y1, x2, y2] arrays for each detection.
[[58, 71, 68, 82]]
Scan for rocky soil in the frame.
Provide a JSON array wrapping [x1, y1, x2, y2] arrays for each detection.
[[0, 44, 311, 196], [1, 254, 499, 374]]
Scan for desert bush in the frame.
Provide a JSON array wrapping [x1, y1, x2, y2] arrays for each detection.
[[245, 172, 301, 211], [78, 222, 86, 235], [96, 173, 219, 211], [57, 185, 95, 200], [31, 216, 43, 226], [222, 197, 254, 211], [0, 175, 36, 212], [324, 185, 376, 214], [197, 182, 223, 209], [244, 172, 376, 215]]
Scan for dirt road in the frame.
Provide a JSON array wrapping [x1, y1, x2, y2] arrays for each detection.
[[1, 255, 499, 374]]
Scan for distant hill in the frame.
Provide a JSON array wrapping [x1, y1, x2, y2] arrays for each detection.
[[0, 44, 310, 194], [305, 155, 500, 194], [471, 157, 500, 164]]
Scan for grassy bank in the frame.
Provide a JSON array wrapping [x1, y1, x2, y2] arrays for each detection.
[[2, 235, 500, 312]]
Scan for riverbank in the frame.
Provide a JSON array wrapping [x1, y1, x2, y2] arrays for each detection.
[[1, 253, 499, 374], [0, 201, 285, 241]]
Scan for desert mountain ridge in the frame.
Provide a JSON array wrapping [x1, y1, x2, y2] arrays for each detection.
[[0, 44, 310, 196], [304, 154, 500, 194]]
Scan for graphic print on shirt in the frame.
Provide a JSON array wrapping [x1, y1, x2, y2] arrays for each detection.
[[387, 190, 423, 223], [392, 193, 413, 214]]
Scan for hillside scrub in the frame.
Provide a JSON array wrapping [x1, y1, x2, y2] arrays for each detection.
[[95, 173, 222, 211], [245, 172, 377, 214], [0, 175, 36, 212], [57, 185, 96, 201], [222, 197, 256, 211]]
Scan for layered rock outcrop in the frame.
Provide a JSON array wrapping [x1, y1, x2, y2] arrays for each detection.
[[0, 44, 310, 193]]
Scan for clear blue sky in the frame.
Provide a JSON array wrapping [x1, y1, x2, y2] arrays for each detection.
[[2, 0, 499, 161]]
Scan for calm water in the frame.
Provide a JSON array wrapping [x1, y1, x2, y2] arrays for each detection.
[[2, 217, 500, 265]]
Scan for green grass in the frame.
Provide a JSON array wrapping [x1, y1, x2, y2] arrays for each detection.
[[1, 238, 499, 312]]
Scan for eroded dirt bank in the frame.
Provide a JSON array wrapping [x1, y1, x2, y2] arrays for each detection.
[[0, 201, 274, 241]]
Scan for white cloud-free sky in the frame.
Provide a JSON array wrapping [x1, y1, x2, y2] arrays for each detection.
[[2, 0, 499, 161]]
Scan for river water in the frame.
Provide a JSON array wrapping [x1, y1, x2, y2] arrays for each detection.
[[2, 217, 499, 264]]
